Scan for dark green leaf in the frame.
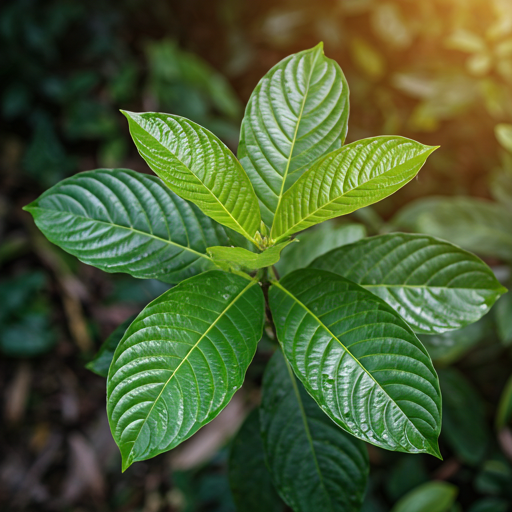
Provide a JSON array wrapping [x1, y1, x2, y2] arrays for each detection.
[[123, 111, 261, 243], [24, 169, 238, 284], [495, 292, 512, 346], [271, 137, 437, 241], [86, 315, 136, 377], [439, 368, 490, 466], [392, 197, 512, 262], [260, 350, 369, 512], [275, 221, 366, 277], [229, 409, 285, 512], [107, 270, 265, 470], [309, 233, 506, 334], [496, 374, 512, 430], [238, 43, 350, 226], [269, 269, 442, 456], [468, 498, 510, 512], [390, 482, 458, 512], [419, 318, 490, 365]]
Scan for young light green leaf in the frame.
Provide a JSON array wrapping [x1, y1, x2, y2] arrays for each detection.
[[229, 409, 286, 512], [123, 111, 261, 243], [269, 269, 442, 456], [275, 221, 366, 277], [107, 270, 265, 470], [309, 233, 506, 334], [207, 239, 295, 271], [391, 482, 458, 512], [238, 43, 350, 226], [496, 123, 512, 153], [260, 350, 369, 512], [23, 169, 240, 284], [392, 197, 512, 262], [271, 137, 437, 240], [86, 315, 136, 378], [439, 368, 490, 466]]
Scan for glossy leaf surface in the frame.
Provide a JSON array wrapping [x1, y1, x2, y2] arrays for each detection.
[[269, 269, 442, 456], [207, 239, 295, 271], [229, 409, 286, 512], [260, 350, 369, 512], [272, 137, 437, 240], [439, 368, 489, 466], [309, 233, 506, 334], [238, 43, 350, 226], [391, 482, 458, 512], [392, 197, 512, 262], [107, 271, 265, 470], [86, 315, 136, 378], [123, 111, 261, 242], [275, 221, 366, 277], [24, 169, 236, 284]]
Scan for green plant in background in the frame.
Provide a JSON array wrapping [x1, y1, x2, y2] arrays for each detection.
[[24, 45, 506, 511]]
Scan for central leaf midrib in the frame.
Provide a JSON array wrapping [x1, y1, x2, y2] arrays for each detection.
[[285, 357, 334, 512], [31, 206, 213, 262], [273, 280, 431, 450], [136, 117, 257, 244], [271, 49, 321, 233], [274, 149, 430, 239], [125, 277, 257, 463]]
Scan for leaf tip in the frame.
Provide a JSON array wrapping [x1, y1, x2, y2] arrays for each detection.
[[314, 41, 325, 53], [121, 453, 134, 473], [428, 440, 443, 460]]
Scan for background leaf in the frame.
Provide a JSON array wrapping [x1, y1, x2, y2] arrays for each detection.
[[419, 318, 491, 366], [390, 482, 458, 512], [86, 315, 136, 378], [496, 375, 512, 431], [229, 409, 285, 512], [238, 43, 350, 226], [124, 111, 261, 242], [275, 221, 366, 277], [260, 350, 369, 512], [495, 292, 512, 346], [24, 169, 241, 284], [439, 368, 490, 466], [271, 137, 437, 240], [107, 270, 265, 470], [269, 269, 442, 456], [392, 197, 512, 263], [309, 233, 506, 334]]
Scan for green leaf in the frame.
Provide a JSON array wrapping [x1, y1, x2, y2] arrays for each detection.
[[207, 239, 296, 271], [269, 269, 442, 456], [419, 318, 491, 366], [238, 43, 350, 226], [107, 270, 265, 470], [275, 221, 366, 277], [391, 482, 458, 512], [468, 498, 510, 512], [439, 368, 490, 466], [86, 315, 136, 377], [308, 233, 506, 334], [229, 409, 286, 512], [260, 350, 369, 512], [271, 137, 437, 240], [392, 197, 512, 262], [496, 123, 512, 153], [496, 374, 512, 431], [24, 169, 239, 284], [123, 111, 261, 243], [495, 292, 512, 346]]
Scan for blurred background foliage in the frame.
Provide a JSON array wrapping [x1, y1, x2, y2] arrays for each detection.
[[1, 0, 512, 510]]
